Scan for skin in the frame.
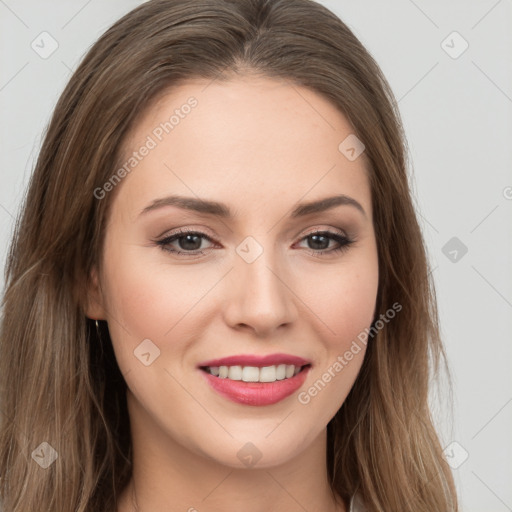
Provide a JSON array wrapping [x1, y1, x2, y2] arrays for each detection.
[[86, 75, 379, 512]]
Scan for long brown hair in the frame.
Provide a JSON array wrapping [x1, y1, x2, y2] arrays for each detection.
[[0, 0, 458, 510]]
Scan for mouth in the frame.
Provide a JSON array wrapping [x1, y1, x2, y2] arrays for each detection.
[[197, 354, 312, 406]]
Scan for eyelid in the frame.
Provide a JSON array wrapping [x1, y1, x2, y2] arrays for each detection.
[[155, 224, 218, 239], [299, 225, 348, 238]]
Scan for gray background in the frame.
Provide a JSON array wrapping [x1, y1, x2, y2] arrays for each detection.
[[1, 1, 511, 510]]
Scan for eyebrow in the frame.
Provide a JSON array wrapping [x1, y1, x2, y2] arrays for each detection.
[[139, 194, 367, 219]]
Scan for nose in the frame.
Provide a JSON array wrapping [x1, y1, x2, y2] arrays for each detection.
[[222, 242, 298, 337]]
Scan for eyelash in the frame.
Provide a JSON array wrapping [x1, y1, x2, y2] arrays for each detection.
[[153, 228, 355, 259]]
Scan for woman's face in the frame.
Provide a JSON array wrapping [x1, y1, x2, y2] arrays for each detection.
[[89, 75, 379, 468]]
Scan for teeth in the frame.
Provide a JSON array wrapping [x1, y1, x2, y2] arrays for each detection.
[[228, 365, 243, 380], [259, 366, 276, 382], [206, 364, 304, 383], [242, 366, 260, 382]]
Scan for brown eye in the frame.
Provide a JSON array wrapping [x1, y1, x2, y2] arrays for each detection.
[[296, 230, 354, 257], [155, 230, 216, 256]]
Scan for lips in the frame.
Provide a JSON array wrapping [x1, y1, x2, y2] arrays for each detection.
[[197, 353, 311, 368], [197, 353, 312, 406]]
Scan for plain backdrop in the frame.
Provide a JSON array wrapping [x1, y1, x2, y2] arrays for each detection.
[[1, 1, 511, 511]]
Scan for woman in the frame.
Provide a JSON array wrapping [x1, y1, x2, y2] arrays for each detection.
[[0, 0, 458, 510]]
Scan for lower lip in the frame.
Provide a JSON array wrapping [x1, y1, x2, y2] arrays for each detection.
[[200, 366, 311, 406]]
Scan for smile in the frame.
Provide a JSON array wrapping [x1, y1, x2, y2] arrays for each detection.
[[197, 354, 312, 406]]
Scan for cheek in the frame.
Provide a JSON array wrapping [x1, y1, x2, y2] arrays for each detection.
[[102, 259, 168, 338], [325, 270, 377, 342], [99, 242, 192, 365], [100, 242, 224, 365], [295, 263, 378, 416], [296, 249, 379, 351]]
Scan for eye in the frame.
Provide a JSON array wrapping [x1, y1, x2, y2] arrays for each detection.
[[154, 228, 216, 257], [153, 228, 355, 258], [295, 230, 354, 257]]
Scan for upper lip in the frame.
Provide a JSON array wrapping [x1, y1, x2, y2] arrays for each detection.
[[197, 353, 311, 368]]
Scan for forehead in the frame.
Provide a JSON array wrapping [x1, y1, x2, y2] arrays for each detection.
[[115, 75, 372, 219]]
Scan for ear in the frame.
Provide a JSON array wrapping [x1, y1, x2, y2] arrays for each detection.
[[84, 266, 107, 320]]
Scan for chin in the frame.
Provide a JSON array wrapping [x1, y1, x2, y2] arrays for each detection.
[[189, 427, 317, 470]]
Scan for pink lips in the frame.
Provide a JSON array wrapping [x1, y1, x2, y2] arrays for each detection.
[[198, 353, 310, 368], [197, 353, 312, 406]]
